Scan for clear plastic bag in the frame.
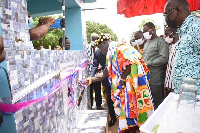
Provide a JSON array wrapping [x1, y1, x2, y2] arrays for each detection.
[[175, 77, 198, 129]]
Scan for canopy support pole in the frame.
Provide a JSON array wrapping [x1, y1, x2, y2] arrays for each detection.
[[62, 0, 66, 50]]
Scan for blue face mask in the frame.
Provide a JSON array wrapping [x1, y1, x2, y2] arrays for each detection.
[[28, 17, 34, 29], [131, 41, 136, 47], [91, 41, 95, 46]]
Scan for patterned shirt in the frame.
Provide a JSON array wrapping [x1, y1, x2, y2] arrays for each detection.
[[106, 42, 154, 132], [86, 43, 97, 75], [165, 42, 178, 90], [173, 14, 200, 95]]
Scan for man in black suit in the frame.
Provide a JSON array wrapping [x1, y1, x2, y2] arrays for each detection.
[[89, 33, 102, 110], [91, 49, 117, 127]]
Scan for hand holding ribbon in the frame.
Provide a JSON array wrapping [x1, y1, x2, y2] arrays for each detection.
[[77, 79, 87, 106]]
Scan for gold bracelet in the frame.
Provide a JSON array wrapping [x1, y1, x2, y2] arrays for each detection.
[[120, 77, 126, 82], [87, 77, 92, 85]]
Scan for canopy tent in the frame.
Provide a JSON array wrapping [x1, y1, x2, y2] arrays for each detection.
[[117, 0, 200, 18]]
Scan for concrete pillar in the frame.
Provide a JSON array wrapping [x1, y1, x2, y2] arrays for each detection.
[[65, 8, 83, 50]]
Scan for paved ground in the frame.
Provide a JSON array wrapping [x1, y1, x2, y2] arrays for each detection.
[[91, 92, 119, 133], [108, 117, 119, 133], [92, 96, 139, 133]]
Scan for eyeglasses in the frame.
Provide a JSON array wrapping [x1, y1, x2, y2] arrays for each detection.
[[163, 7, 177, 17]]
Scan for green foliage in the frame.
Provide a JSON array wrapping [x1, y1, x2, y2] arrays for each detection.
[[130, 31, 136, 38], [86, 21, 118, 43], [32, 15, 63, 49], [130, 19, 161, 38]]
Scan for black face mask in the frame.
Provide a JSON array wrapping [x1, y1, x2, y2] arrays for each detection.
[[166, 17, 178, 28]]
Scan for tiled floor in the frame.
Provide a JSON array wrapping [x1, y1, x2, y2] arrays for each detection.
[[89, 107, 118, 133], [74, 110, 108, 133], [91, 92, 119, 133]]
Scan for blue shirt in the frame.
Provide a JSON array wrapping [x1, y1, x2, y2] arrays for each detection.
[[173, 14, 200, 94]]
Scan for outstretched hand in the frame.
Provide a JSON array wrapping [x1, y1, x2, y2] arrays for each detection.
[[84, 79, 90, 86], [81, 77, 91, 86], [40, 17, 56, 26]]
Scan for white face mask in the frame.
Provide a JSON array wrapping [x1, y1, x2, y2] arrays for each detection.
[[91, 41, 95, 46], [131, 41, 136, 47], [143, 29, 152, 40], [135, 38, 144, 45], [165, 36, 173, 44]]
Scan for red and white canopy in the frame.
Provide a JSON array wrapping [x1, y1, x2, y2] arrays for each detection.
[[117, 0, 200, 18]]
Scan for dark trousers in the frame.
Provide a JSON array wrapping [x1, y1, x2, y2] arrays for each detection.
[[105, 86, 116, 120], [150, 84, 164, 109], [90, 81, 102, 107]]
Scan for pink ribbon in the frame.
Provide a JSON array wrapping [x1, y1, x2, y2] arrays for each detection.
[[0, 61, 88, 114]]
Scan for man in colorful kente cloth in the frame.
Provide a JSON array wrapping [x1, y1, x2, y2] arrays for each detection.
[[86, 34, 154, 132]]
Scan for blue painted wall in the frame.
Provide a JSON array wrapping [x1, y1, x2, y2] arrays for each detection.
[[0, 11, 17, 133], [27, 0, 62, 17], [66, 8, 83, 50], [27, 0, 80, 17]]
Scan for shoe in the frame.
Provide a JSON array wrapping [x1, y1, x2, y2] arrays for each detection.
[[96, 106, 103, 110], [108, 119, 117, 127]]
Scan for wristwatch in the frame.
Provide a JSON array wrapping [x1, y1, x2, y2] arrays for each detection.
[[39, 18, 44, 25]]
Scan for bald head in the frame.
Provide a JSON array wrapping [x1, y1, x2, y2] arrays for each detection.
[[165, 0, 189, 10], [134, 31, 143, 40], [165, 27, 177, 38], [0, 36, 6, 63], [90, 33, 99, 41], [164, 0, 191, 28]]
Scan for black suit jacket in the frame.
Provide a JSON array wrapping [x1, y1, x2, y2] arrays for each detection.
[[90, 49, 110, 87]]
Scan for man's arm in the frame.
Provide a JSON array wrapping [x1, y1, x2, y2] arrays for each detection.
[[91, 67, 108, 82], [90, 51, 99, 77], [151, 39, 169, 66], [29, 17, 55, 40], [121, 65, 131, 79], [119, 64, 131, 86]]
